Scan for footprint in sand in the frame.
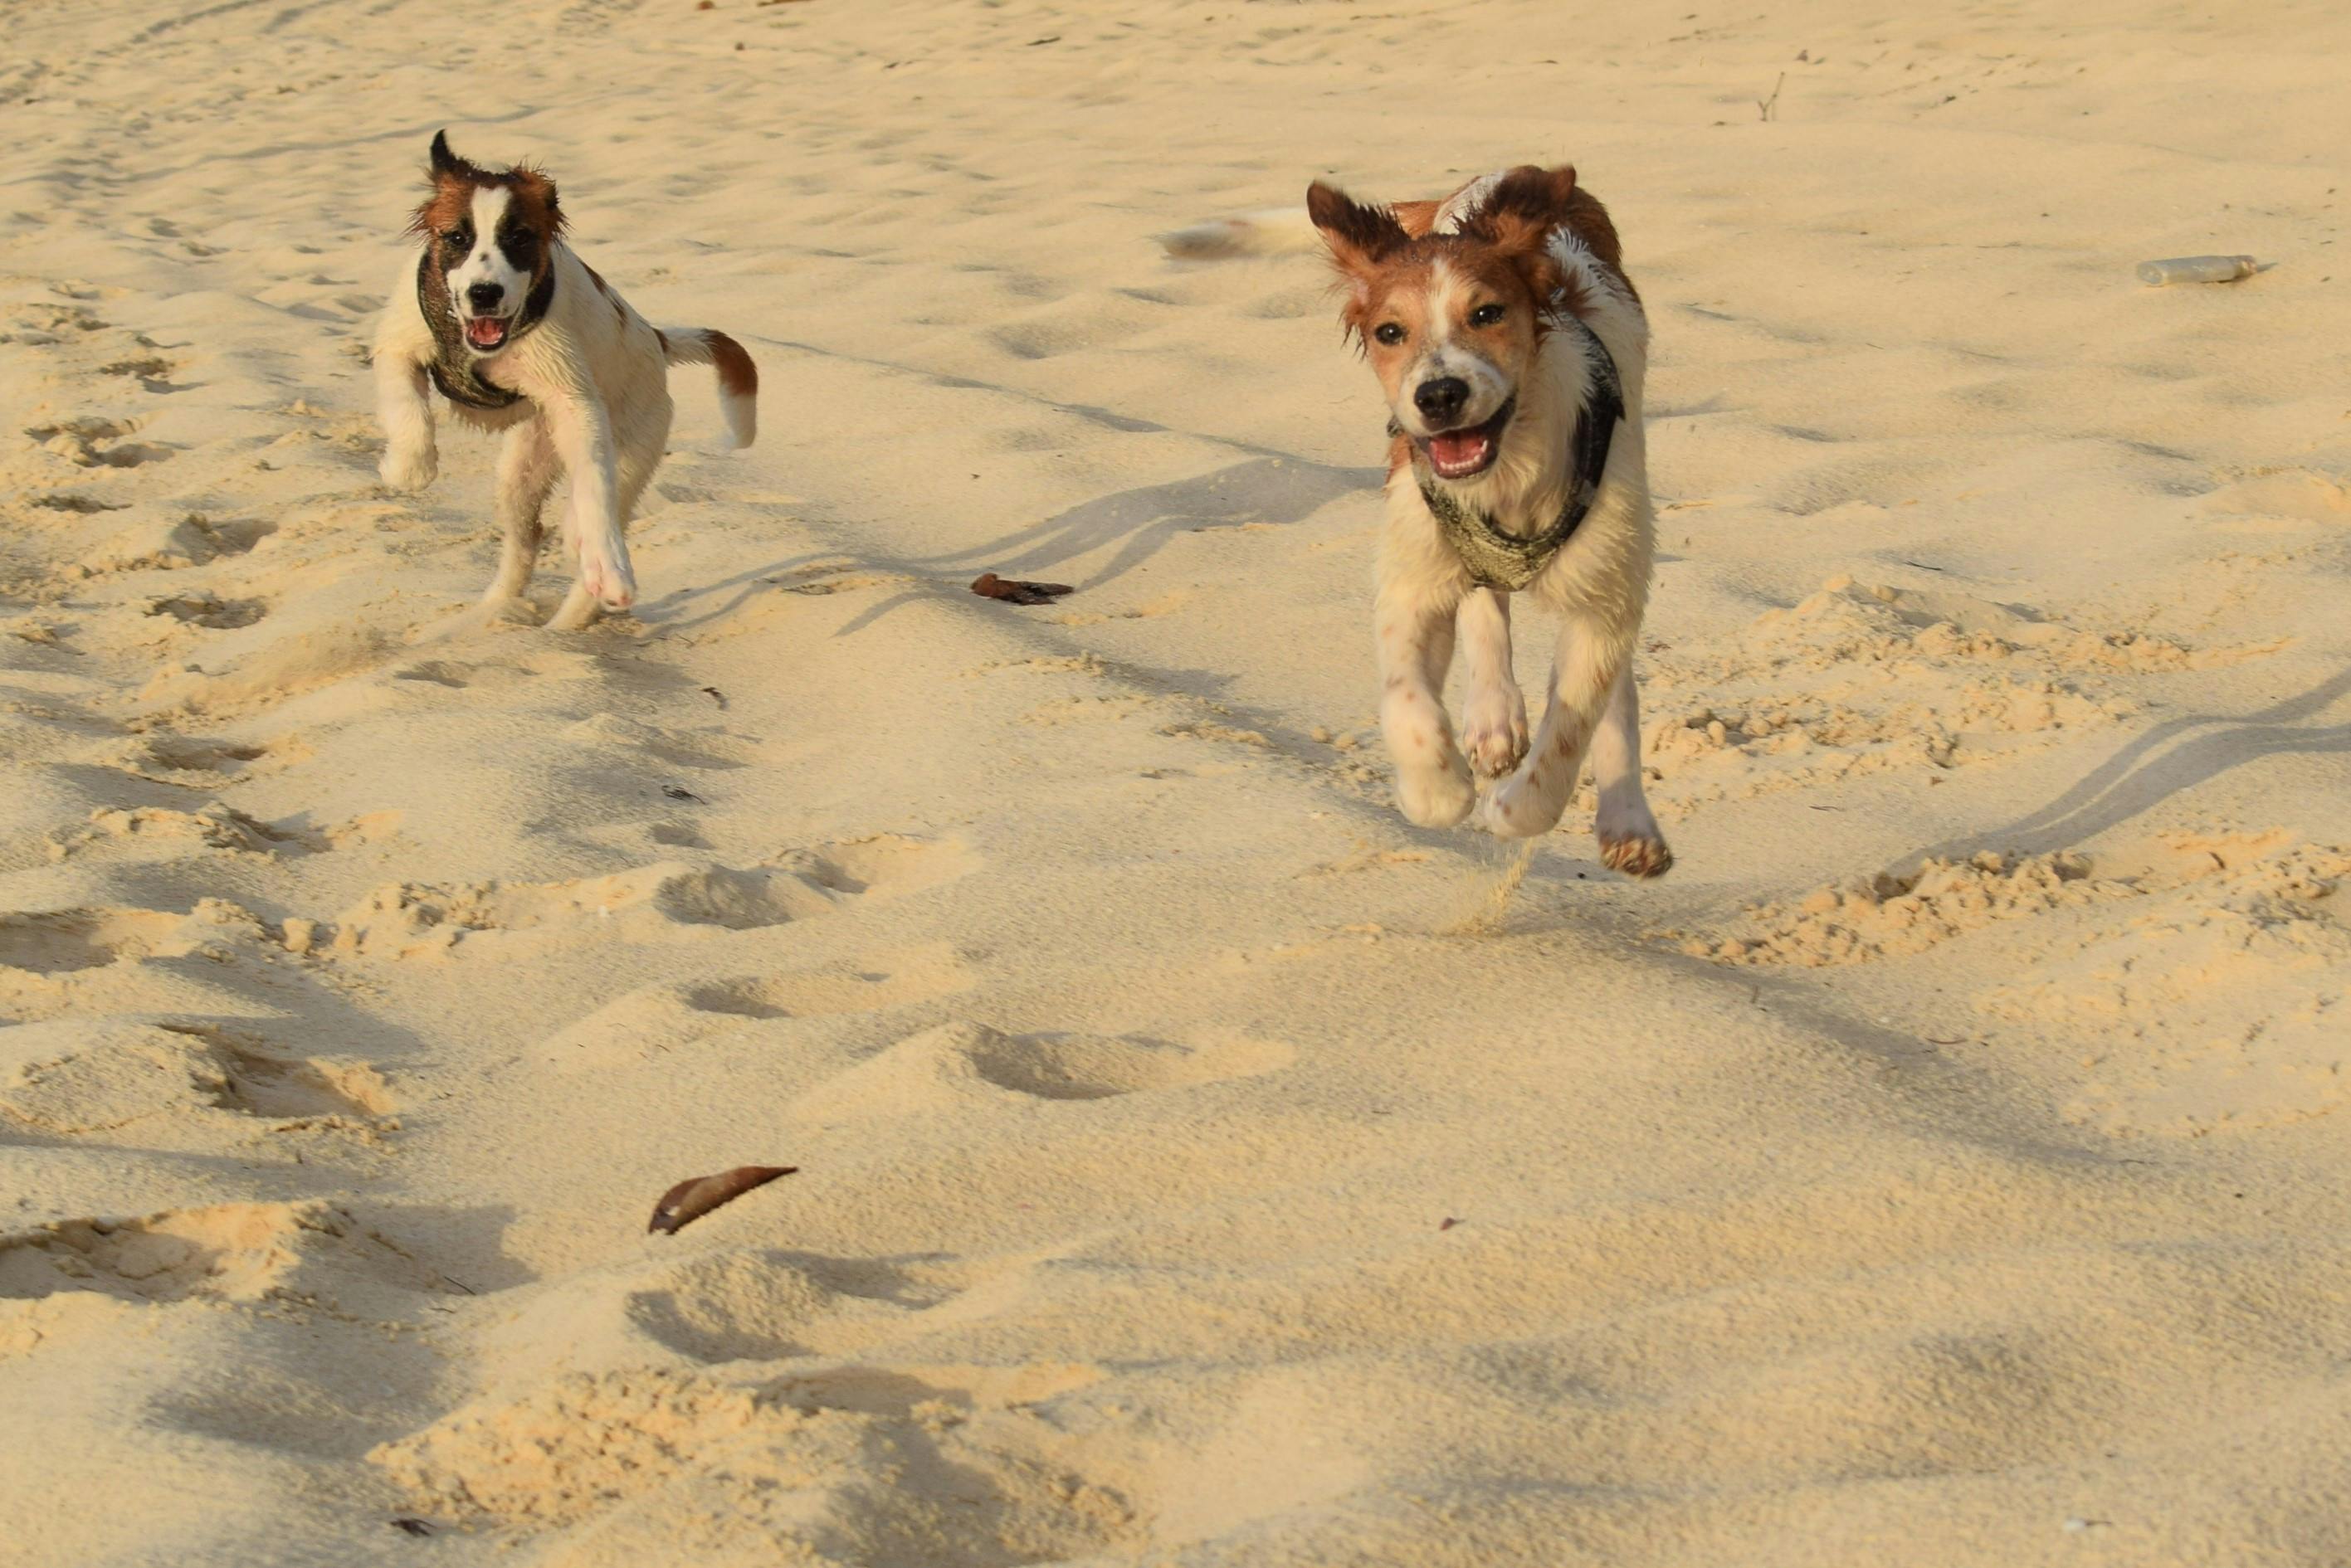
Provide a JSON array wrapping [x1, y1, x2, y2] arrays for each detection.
[[0, 1017, 393, 1135], [684, 953, 973, 1019], [0, 1201, 449, 1312], [0, 906, 190, 976], [391, 660, 471, 689], [140, 621, 395, 718], [959, 1026, 1294, 1101], [389, 650, 602, 696], [26, 491, 124, 515], [325, 863, 830, 957], [0, 901, 285, 1027], [562, 713, 760, 771], [144, 590, 267, 630], [623, 1249, 954, 1364], [25, 416, 173, 470], [371, 1360, 1139, 1556], [119, 733, 280, 780], [1641, 574, 2285, 817], [92, 511, 274, 573], [647, 821, 710, 850], [791, 1020, 1293, 1121], [1974, 833, 2351, 1138], [53, 802, 317, 861], [4, 302, 108, 341], [96, 354, 183, 393], [327, 837, 975, 960], [768, 834, 980, 899], [538, 945, 974, 1072]]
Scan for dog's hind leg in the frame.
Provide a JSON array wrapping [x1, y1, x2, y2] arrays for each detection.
[[1455, 587, 1528, 780], [544, 575, 599, 632], [1378, 580, 1475, 827], [1590, 664, 1671, 877], [1476, 611, 1632, 841], [485, 420, 559, 606]]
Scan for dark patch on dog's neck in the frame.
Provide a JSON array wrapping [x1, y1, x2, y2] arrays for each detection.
[[1408, 316, 1625, 592], [413, 253, 555, 411]]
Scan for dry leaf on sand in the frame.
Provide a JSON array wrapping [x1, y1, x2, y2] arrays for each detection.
[[646, 1165, 798, 1234]]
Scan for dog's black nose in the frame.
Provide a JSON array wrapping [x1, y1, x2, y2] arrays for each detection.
[[466, 281, 505, 311], [1414, 377, 1470, 423]]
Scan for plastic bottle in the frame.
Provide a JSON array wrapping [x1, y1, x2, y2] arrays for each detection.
[[2136, 255, 2257, 285]]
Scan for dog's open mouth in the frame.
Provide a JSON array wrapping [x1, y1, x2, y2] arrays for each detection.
[[463, 315, 511, 351], [1420, 396, 1514, 480]]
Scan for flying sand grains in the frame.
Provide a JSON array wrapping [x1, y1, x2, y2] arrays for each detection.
[[1441, 840, 1540, 937]]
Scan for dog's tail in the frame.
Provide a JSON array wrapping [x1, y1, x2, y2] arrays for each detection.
[[659, 328, 758, 448], [1155, 207, 1320, 261]]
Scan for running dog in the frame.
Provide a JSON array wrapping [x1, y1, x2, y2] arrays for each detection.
[[373, 131, 757, 630], [1168, 166, 1669, 874]]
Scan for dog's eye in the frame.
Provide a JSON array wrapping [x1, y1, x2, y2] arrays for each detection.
[[1469, 303, 1506, 328], [442, 228, 472, 255], [503, 230, 536, 261], [1373, 323, 1407, 346]]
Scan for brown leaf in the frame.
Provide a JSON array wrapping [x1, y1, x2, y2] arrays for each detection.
[[648, 1165, 797, 1234], [970, 572, 1075, 606]]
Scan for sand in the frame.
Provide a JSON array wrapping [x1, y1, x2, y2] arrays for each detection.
[[2, 0, 2349, 1562]]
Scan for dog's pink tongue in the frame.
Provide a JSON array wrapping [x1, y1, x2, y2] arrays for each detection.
[[466, 319, 504, 347], [1428, 429, 1490, 472]]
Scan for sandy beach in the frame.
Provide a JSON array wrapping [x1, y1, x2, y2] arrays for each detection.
[[3, 0, 2349, 1561]]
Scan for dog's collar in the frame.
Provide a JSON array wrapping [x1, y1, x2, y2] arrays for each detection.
[[415, 256, 555, 411], [1404, 317, 1625, 592]]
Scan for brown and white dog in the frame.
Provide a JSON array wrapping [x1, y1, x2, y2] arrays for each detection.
[[1170, 166, 1669, 874], [373, 131, 757, 630]]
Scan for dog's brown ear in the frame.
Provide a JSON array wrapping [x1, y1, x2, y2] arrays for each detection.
[[427, 130, 491, 184], [511, 165, 568, 236], [1458, 165, 1579, 309], [1309, 182, 1409, 339], [1458, 164, 1578, 253], [1308, 181, 1408, 271], [412, 131, 476, 235]]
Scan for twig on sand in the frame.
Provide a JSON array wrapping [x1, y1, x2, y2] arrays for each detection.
[[1758, 71, 1786, 121]]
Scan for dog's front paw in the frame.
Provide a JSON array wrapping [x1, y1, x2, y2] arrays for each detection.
[[578, 536, 637, 611], [1476, 773, 1568, 840], [1395, 762, 1475, 828], [1596, 797, 1673, 878], [1600, 830, 1674, 879], [378, 445, 438, 491], [1459, 689, 1529, 780]]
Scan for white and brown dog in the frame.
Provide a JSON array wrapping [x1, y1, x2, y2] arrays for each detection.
[[373, 131, 757, 630], [1172, 166, 1669, 875]]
